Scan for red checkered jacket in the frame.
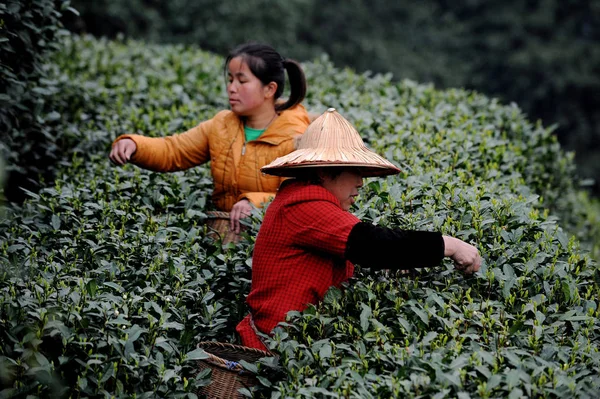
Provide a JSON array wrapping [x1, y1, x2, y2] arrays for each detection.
[[236, 179, 444, 349]]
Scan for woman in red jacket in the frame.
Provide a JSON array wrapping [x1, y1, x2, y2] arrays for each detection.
[[109, 42, 311, 238], [237, 108, 481, 350]]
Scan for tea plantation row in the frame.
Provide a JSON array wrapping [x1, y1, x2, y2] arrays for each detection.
[[1, 36, 599, 398]]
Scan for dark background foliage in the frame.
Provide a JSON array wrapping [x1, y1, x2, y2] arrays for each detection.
[[61, 0, 600, 196], [0, 0, 77, 203]]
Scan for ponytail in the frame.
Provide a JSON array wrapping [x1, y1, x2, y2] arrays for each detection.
[[276, 59, 307, 112]]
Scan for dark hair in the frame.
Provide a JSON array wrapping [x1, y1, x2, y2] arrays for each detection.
[[225, 42, 306, 112], [292, 167, 347, 183]]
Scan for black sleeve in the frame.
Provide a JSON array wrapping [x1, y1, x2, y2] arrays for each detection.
[[344, 222, 445, 270]]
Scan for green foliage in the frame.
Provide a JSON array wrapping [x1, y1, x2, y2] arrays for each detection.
[[1, 36, 599, 397], [0, 0, 76, 203], [449, 0, 600, 195], [65, 0, 600, 196], [0, 163, 254, 396]]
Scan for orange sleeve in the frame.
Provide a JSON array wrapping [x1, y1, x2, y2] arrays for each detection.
[[112, 119, 213, 172]]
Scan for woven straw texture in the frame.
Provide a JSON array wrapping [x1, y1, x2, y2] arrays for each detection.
[[205, 211, 243, 245], [196, 342, 271, 398], [261, 108, 400, 177]]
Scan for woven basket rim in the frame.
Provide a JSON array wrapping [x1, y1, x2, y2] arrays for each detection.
[[197, 341, 272, 373], [205, 211, 231, 219]]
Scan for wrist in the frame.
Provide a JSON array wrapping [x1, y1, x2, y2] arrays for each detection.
[[442, 236, 456, 257]]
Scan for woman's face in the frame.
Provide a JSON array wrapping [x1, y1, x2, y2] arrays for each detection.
[[320, 169, 364, 211], [226, 56, 274, 116]]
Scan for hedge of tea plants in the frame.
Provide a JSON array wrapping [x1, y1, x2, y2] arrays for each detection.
[[0, 36, 599, 398]]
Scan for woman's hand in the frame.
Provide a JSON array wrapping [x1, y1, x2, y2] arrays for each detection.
[[230, 199, 253, 234], [109, 138, 137, 165], [443, 236, 481, 274]]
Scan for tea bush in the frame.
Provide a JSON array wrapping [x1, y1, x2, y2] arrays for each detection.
[[0, 36, 598, 398]]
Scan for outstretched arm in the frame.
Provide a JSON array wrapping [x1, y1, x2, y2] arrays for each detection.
[[109, 119, 213, 172], [345, 222, 481, 273]]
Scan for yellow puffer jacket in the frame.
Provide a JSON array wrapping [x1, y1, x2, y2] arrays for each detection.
[[112, 104, 310, 211]]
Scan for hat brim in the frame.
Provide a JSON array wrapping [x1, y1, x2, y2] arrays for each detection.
[[262, 161, 401, 177]]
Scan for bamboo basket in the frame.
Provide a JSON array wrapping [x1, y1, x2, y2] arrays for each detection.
[[205, 211, 244, 245], [196, 341, 271, 398]]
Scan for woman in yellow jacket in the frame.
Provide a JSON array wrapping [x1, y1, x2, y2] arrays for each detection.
[[109, 42, 311, 235]]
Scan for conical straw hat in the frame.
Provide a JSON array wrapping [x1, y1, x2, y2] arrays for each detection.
[[261, 108, 401, 177]]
